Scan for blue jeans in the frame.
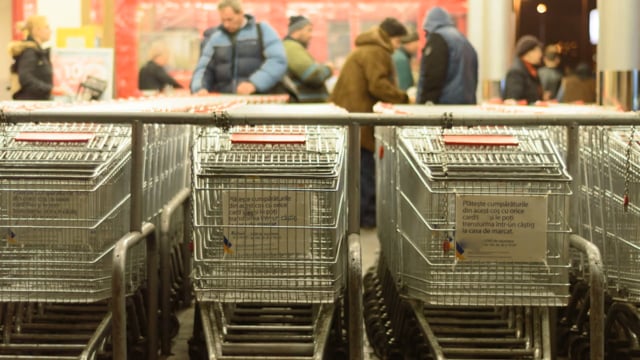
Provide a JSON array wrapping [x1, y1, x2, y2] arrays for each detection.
[[360, 148, 376, 227]]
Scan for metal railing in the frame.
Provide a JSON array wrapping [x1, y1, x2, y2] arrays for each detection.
[[4, 103, 640, 360]]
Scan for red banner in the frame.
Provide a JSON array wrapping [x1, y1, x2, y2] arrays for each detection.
[[12, 0, 38, 40], [15, 0, 466, 98]]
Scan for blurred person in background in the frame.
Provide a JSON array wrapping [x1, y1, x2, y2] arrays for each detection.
[[8, 15, 63, 100], [392, 30, 419, 91], [503, 35, 543, 104], [330, 17, 409, 228], [191, 0, 287, 95], [417, 7, 478, 104], [538, 44, 562, 100], [138, 41, 183, 93], [557, 62, 596, 103], [283, 15, 332, 102]]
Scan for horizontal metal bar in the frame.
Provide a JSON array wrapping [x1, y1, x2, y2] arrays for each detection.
[[4, 106, 640, 126], [159, 187, 191, 355], [3, 111, 216, 125], [221, 343, 314, 356]]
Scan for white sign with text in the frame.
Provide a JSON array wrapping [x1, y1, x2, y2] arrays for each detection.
[[455, 194, 548, 262], [222, 190, 311, 256]]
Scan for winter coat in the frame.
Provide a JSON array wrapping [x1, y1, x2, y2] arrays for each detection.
[[191, 15, 287, 94], [392, 48, 414, 91], [539, 66, 562, 99], [417, 7, 478, 104], [138, 60, 183, 92], [558, 75, 596, 103], [8, 38, 53, 100], [330, 27, 408, 151], [503, 57, 543, 104], [283, 37, 331, 102]]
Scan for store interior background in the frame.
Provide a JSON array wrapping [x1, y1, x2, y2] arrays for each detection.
[[2, 0, 597, 101]]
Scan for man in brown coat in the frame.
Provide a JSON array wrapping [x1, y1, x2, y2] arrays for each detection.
[[330, 17, 409, 228]]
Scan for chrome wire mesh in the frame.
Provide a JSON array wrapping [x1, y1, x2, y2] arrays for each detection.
[[192, 108, 347, 303], [579, 126, 640, 301], [0, 122, 141, 302], [376, 114, 572, 306]]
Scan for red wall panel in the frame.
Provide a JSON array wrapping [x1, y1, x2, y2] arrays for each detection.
[[14, 0, 467, 98]]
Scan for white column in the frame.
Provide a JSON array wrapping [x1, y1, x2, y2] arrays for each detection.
[[467, 0, 515, 102], [597, 0, 640, 110], [0, 0, 13, 100], [37, 0, 82, 47]]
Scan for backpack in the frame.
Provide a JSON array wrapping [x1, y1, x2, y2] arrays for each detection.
[[8, 72, 20, 98], [255, 22, 299, 101], [7, 41, 37, 98], [8, 49, 22, 97]]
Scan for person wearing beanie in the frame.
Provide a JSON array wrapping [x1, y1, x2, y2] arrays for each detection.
[[330, 17, 409, 228], [416, 6, 478, 104], [283, 15, 332, 102], [503, 35, 544, 103], [392, 30, 420, 91]]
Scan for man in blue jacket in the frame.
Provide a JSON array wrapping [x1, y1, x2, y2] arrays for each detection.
[[417, 7, 478, 104], [191, 0, 287, 95]]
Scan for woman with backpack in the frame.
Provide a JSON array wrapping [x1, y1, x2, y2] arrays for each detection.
[[8, 15, 63, 100]]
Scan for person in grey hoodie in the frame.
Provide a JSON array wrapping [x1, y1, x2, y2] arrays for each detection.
[[416, 7, 478, 104]]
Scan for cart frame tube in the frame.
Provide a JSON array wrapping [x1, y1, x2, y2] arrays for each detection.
[[112, 222, 157, 360], [347, 125, 363, 359], [6, 109, 640, 126], [569, 234, 605, 360], [4, 105, 632, 360], [160, 187, 191, 355]]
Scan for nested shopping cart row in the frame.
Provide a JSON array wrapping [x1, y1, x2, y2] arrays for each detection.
[[377, 123, 572, 307], [578, 126, 640, 300], [368, 104, 588, 359], [192, 122, 347, 304], [0, 95, 290, 358]]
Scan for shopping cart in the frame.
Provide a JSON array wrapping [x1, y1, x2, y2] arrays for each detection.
[[0, 97, 199, 359], [188, 103, 350, 359], [0, 113, 144, 358], [571, 125, 640, 359], [366, 104, 573, 359]]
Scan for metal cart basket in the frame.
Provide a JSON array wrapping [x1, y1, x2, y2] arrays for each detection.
[[189, 103, 350, 359], [367, 104, 575, 360]]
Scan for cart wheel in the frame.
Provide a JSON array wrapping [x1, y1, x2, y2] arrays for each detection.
[[556, 326, 571, 356], [569, 336, 589, 360], [326, 344, 347, 360], [188, 338, 207, 360], [169, 313, 180, 339], [128, 341, 147, 360]]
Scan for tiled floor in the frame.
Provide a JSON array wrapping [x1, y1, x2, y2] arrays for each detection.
[[163, 228, 381, 359]]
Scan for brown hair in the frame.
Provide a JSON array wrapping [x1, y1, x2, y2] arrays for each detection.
[[218, 0, 243, 13]]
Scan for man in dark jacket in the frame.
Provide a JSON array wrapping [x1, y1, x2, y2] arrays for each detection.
[[503, 35, 543, 104], [138, 42, 183, 92], [191, 0, 287, 95], [417, 7, 478, 104], [330, 17, 409, 228], [283, 16, 332, 102]]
